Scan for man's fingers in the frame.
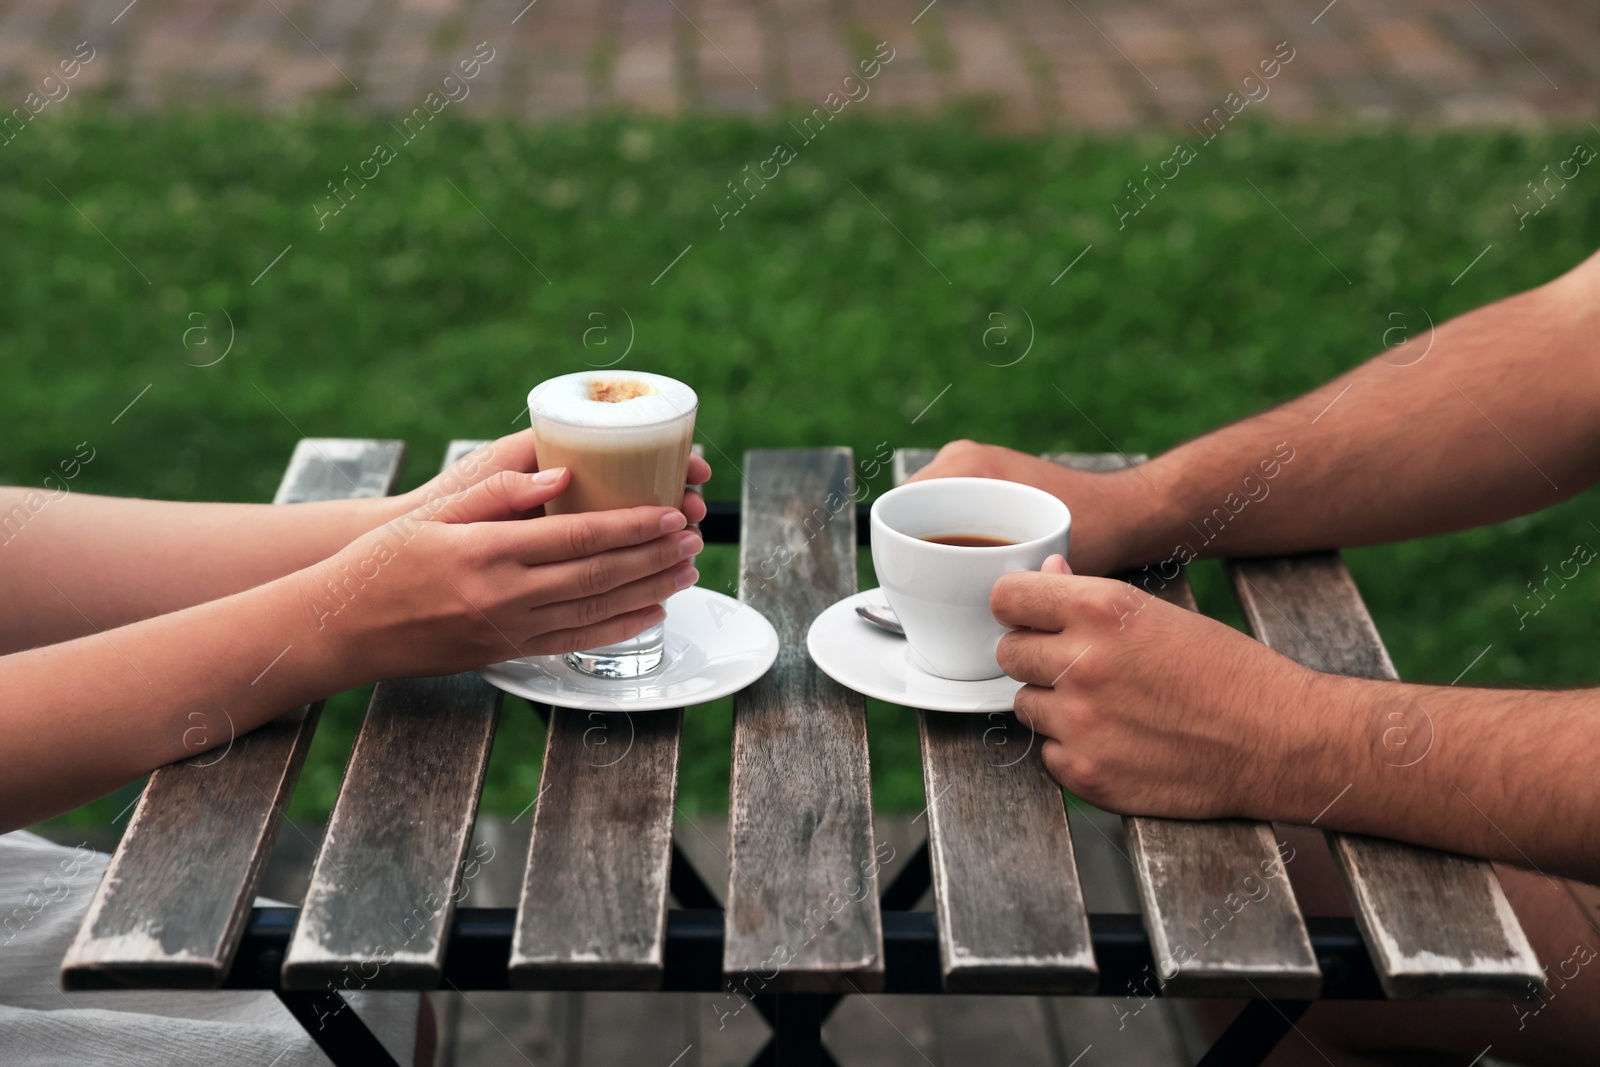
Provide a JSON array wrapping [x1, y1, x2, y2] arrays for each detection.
[[485, 506, 688, 564], [687, 454, 712, 486], [990, 571, 1138, 632], [904, 439, 985, 482], [530, 561, 697, 633], [989, 570, 1075, 631], [1010, 684, 1057, 734], [997, 631, 1092, 688], [521, 604, 668, 658]]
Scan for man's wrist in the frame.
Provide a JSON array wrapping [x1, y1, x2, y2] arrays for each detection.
[[1100, 463, 1182, 573], [1264, 670, 1382, 828]]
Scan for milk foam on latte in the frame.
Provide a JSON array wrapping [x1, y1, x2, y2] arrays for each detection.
[[528, 371, 698, 516], [529, 371, 696, 434]]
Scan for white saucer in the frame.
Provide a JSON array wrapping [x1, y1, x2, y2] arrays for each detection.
[[478, 586, 779, 711], [806, 590, 1023, 713]]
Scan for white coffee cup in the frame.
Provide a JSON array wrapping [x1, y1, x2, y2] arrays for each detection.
[[870, 477, 1071, 681]]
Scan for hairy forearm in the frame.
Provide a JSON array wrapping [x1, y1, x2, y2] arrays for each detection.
[[1116, 252, 1600, 570], [0, 571, 359, 831], [1271, 675, 1600, 885], [0, 489, 412, 653]]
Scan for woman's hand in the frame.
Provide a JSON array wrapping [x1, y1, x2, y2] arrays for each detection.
[[905, 440, 1166, 576], [300, 467, 703, 679], [400, 428, 713, 525]]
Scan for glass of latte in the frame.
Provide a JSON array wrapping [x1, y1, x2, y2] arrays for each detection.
[[528, 371, 698, 678]]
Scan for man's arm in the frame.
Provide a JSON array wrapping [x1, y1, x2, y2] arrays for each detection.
[[913, 250, 1600, 575], [1321, 676, 1600, 885], [918, 252, 1600, 880], [991, 566, 1600, 885]]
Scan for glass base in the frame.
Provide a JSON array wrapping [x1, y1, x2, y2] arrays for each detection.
[[565, 621, 666, 678]]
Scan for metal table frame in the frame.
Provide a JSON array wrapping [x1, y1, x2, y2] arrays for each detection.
[[236, 842, 1378, 1067]]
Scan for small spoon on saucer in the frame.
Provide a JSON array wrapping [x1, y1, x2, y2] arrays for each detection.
[[855, 602, 905, 636]]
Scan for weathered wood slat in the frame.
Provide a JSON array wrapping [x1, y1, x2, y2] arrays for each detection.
[[1228, 552, 1543, 998], [282, 440, 501, 990], [892, 449, 1096, 994], [1045, 453, 1321, 998], [509, 708, 683, 989], [916, 714, 1098, 993], [724, 449, 884, 993], [508, 444, 697, 989], [61, 438, 405, 990]]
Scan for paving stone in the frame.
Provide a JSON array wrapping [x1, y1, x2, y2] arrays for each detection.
[[615, 36, 679, 111], [944, 9, 1039, 128], [695, 7, 767, 99], [783, 28, 855, 103], [526, 66, 590, 117], [1097, 7, 1193, 69], [263, 54, 347, 109], [1, 1, 1591, 143], [1367, 15, 1478, 93]]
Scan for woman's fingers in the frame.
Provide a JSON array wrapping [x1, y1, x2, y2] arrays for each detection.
[[425, 469, 570, 524], [529, 530, 702, 603], [530, 561, 697, 633], [485, 506, 688, 564], [492, 429, 542, 473], [683, 488, 707, 525], [682, 454, 712, 523], [521, 603, 668, 658]]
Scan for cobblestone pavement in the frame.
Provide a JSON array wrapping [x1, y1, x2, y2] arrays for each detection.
[[1, 0, 1596, 129]]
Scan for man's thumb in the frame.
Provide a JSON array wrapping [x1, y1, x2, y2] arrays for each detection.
[[422, 468, 568, 524], [1041, 553, 1071, 576]]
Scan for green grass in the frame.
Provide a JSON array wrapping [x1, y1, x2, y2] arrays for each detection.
[[9, 110, 1598, 831]]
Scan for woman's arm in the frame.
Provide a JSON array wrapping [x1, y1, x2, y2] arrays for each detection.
[[0, 488, 402, 653], [1, 468, 703, 830], [0, 430, 711, 654]]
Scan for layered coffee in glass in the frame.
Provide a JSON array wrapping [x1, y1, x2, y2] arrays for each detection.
[[528, 370, 698, 677]]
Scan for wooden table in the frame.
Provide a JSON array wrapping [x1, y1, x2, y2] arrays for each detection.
[[60, 440, 1544, 1067]]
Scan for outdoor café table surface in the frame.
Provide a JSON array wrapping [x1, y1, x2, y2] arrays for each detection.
[[57, 439, 1545, 1065]]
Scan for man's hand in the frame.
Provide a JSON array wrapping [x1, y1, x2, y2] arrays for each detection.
[[906, 440, 1164, 576], [991, 559, 1339, 821], [403, 428, 712, 525]]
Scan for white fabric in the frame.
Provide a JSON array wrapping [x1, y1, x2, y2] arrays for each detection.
[[0, 830, 416, 1065]]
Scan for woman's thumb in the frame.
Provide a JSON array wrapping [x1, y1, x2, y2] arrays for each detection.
[[423, 468, 568, 524]]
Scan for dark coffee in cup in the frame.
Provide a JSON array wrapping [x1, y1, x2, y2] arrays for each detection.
[[920, 534, 1017, 548]]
